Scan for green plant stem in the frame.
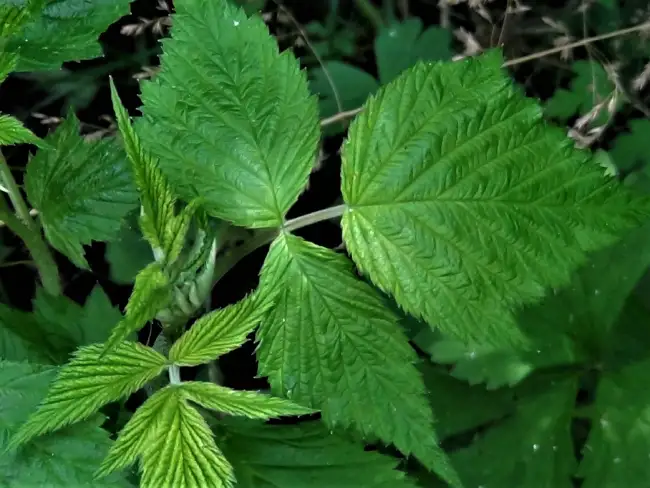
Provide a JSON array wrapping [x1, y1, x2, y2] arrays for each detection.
[[0, 152, 36, 230], [353, 0, 384, 31], [212, 203, 347, 285], [0, 195, 61, 296]]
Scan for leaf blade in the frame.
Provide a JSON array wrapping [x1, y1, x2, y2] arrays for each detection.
[[341, 50, 649, 347], [137, 0, 319, 227], [7, 341, 167, 449], [256, 233, 459, 486]]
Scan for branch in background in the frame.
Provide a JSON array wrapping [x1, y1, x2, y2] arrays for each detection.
[[320, 20, 650, 127], [353, 0, 384, 31]]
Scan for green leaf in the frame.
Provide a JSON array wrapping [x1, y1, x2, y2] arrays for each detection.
[[419, 363, 514, 440], [169, 292, 273, 366], [7, 340, 167, 449], [0, 361, 133, 487], [110, 79, 194, 266], [137, 0, 319, 228], [140, 386, 235, 488], [375, 18, 452, 84], [103, 262, 172, 353], [310, 61, 379, 133], [545, 60, 618, 124], [0, 303, 58, 363], [221, 419, 419, 488], [97, 384, 177, 479], [106, 215, 154, 284], [256, 233, 459, 487], [577, 357, 650, 487], [0, 50, 18, 83], [451, 377, 577, 487], [32, 284, 126, 354], [610, 119, 650, 172], [4, 0, 131, 72], [0, 114, 46, 147], [179, 381, 315, 419], [341, 50, 649, 347], [24, 113, 138, 269]]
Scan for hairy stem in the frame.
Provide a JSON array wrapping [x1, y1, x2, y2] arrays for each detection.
[[0, 195, 61, 295], [212, 203, 348, 285]]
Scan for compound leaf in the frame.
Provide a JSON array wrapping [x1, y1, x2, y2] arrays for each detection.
[[138, 0, 319, 228], [179, 381, 315, 419], [103, 262, 172, 353], [256, 233, 459, 487], [341, 50, 648, 347], [0, 114, 46, 147], [4, 0, 131, 72], [97, 385, 177, 479], [24, 113, 138, 269], [577, 357, 650, 487], [221, 419, 419, 488], [169, 293, 274, 366], [140, 387, 235, 488], [451, 377, 577, 488], [7, 341, 167, 449], [110, 79, 193, 266], [0, 361, 132, 488]]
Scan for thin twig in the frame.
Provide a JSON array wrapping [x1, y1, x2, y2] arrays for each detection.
[[320, 20, 650, 127]]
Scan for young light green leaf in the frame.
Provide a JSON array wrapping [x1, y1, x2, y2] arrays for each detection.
[[24, 113, 138, 269], [451, 377, 577, 487], [341, 50, 649, 347], [140, 388, 235, 488], [221, 419, 419, 488], [103, 262, 172, 354], [179, 381, 315, 419], [7, 341, 167, 450], [169, 293, 274, 366], [97, 385, 177, 479], [109, 79, 194, 266], [577, 357, 650, 487], [375, 18, 452, 84], [256, 233, 460, 487], [137, 0, 319, 228], [3, 0, 131, 72], [0, 114, 46, 147]]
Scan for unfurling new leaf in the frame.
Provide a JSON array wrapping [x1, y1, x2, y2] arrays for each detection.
[[103, 262, 172, 354], [109, 79, 196, 267]]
